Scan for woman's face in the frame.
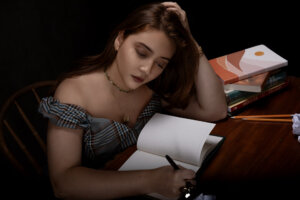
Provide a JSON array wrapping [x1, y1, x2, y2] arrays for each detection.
[[113, 28, 176, 91]]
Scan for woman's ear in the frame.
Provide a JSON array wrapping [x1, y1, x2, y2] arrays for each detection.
[[114, 31, 124, 51]]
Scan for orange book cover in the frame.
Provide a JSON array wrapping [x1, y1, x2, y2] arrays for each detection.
[[209, 44, 288, 84]]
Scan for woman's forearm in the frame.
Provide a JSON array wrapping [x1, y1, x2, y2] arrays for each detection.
[[52, 166, 155, 199], [194, 53, 228, 121]]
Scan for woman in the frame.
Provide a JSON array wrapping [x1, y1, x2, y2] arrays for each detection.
[[39, 2, 227, 199]]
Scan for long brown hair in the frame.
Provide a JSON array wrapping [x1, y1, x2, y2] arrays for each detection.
[[59, 2, 200, 109]]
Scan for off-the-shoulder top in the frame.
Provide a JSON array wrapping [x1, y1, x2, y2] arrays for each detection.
[[38, 94, 162, 168]]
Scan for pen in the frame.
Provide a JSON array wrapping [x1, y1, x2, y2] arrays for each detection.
[[165, 155, 180, 170]]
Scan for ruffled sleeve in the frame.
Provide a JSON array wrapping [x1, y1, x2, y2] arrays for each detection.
[[38, 96, 90, 130]]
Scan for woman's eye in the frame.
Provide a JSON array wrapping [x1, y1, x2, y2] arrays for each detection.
[[136, 49, 147, 58], [156, 62, 166, 69]]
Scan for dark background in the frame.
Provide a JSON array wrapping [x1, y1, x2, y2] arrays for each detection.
[[0, 0, 299, 107], [0, 0, 298, 199]]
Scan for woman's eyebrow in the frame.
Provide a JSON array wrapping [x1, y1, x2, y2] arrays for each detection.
[[138, 42, 171, 61]]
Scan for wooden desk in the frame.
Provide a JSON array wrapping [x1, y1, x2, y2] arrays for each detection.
[[197, 76, 300, 199], [105, 76, 300, 199]]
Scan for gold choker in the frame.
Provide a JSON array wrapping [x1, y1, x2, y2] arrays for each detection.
[[105, 70, 133, 93]]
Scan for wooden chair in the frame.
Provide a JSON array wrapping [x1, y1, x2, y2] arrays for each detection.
[[0, 80, 56, 176]]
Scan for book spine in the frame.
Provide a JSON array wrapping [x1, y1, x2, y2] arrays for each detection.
[[226, 71, 287, 105], [226, 92, 254, 105], [264, 70, 287, 87], [227, 81, 289, 113]]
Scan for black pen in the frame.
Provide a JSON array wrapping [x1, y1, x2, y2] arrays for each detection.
[[165, 155, 180, 170]]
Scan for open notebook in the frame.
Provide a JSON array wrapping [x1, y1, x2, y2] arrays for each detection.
[[119, 113, 225, 199]]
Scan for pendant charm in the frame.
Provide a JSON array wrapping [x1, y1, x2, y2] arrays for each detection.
[[123, 115, 130, 124]]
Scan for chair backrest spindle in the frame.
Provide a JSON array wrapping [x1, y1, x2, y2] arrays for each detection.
[[3, 119, 42, 174], [32, 88, 41, 103], [14, 100, 46, 152], [0, 80, 56, 176]]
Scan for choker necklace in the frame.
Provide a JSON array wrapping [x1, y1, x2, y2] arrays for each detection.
[[105, 70, 133, 93]]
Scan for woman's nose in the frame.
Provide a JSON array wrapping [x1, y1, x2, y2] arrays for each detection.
[[139, 61, 153, 75]]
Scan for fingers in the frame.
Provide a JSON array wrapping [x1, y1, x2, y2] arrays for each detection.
[[176, 166, 197, 191], [161, 1, 190, 32], [161, 2, 186, 17], [176, 169, 196, 198], [177, 165, 196, 179], [156, 165, 197, 198], [187, 179, 197, 186], [161, 1, 181, 9], [174, 168, 196, 194]]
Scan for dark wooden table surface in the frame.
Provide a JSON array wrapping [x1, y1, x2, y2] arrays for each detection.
[[105, 76, 300, 200], [197, 76, 300, 199]]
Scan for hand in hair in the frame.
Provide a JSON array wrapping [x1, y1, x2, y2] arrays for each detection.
[[161, 1, 191, 33]]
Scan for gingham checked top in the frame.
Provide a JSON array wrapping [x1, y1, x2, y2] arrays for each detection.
[[38, 94, 162, 168]]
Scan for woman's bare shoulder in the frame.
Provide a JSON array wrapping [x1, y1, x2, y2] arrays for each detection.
[[54, 75, 89, 108], [54, 72, 108, 109]]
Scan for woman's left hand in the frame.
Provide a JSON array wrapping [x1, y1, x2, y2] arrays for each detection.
[[161, 2, 191, 33]]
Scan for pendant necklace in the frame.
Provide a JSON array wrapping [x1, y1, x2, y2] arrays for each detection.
[[104, 70, 133, 93], [104, 69, 132, 124], [122, 115, 130, 124]]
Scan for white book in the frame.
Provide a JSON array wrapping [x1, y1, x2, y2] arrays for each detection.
[[209, 44, 288, 84]]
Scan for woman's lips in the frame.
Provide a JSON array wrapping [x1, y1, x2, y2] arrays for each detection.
[[132, 75, 144, 83]]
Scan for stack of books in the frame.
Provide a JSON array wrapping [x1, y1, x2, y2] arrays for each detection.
[[209, 44, 288, 116]]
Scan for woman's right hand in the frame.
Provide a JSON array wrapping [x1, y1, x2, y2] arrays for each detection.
[[162, 1, 191, 33], [150, 166, 196, 198]]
